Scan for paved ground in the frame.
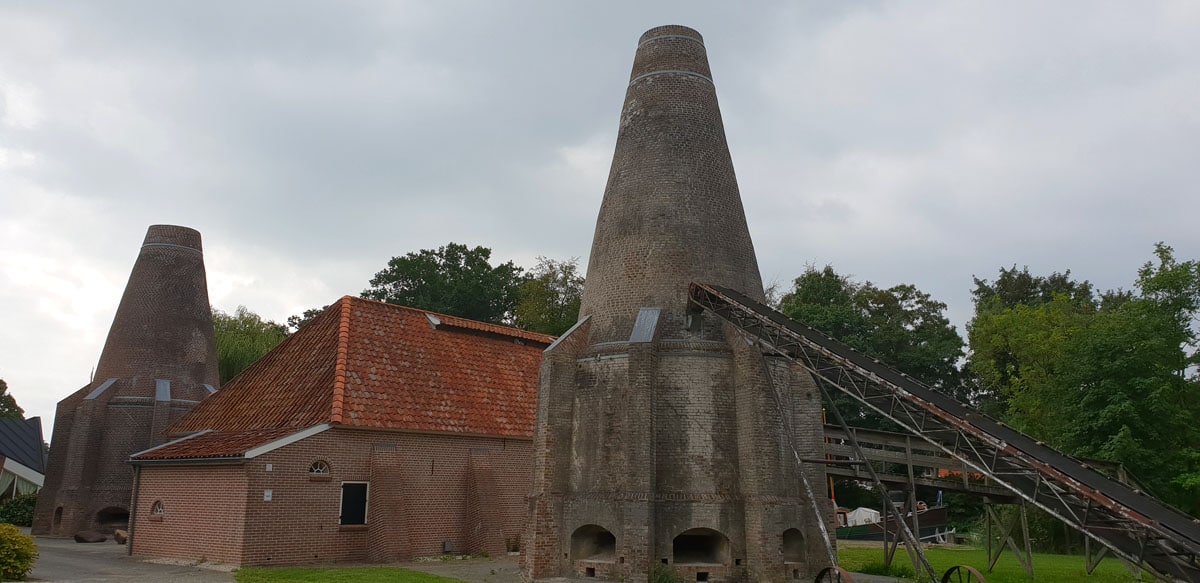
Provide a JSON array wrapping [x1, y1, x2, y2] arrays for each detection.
[[28, 535, 235, 583], [24, 534, 899, 583]]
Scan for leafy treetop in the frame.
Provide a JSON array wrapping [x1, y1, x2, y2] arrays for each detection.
[[362, 243, 524, 325], [0, 379, 22, 419], [513, 257, 584, 336], [779, 265, 965, 430], [213, 306, 289, 384], [967, 244, 1200, 514]]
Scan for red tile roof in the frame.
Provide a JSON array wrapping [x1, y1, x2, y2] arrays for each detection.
[[144, 297, 551, 460], [134, 427, 300, 461]]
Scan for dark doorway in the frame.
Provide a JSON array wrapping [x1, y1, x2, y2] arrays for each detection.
[[571, 524, 617, 561], [96, 507, 129, 533], [782, 528, 804, 562], [672, 528, 729, 565]]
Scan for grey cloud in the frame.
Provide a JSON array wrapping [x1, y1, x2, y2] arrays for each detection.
[[3, 0, 1199, 433]]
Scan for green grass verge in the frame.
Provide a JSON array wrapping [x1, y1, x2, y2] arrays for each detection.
[[235, 566, 463, 583], [233, 548, 1142, 583], [839, 545, 1140, 582]]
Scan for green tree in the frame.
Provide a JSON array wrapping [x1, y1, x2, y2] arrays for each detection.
[[967, 244, 1200, 514], [780, 266, 964, 391], [970, 266, 1095, 312], [362, 243, 525, 324], [967, 267, 1098, 415], [286, 305, 329, 332], [0, 379, 22, 419], [967, 295, 1092, 432], [1057, 244, 1200, 510], [513, 257, 584, 336], [213, 306, 289, 384], [779, 265, 965, 428]]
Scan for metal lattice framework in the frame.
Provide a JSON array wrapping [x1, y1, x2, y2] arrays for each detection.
[[690, 282, 1200, 582]]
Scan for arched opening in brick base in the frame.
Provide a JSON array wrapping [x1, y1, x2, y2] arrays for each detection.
[[782, 528, 804, 562], [571, 524, 617, 562], [672, 528, 729, 566], [96, 507, 129, 533]]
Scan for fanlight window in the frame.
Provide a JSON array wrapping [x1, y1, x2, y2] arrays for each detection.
[[150, 501, 164, 515], [309, 460, 331, 475]]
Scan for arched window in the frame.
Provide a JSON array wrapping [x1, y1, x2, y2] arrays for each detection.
[[308, 460, 330, 474], [150, 501, 165, 515]]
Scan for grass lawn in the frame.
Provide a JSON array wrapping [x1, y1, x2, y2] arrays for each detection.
[[235, 566, 464, 583], [233, 548, 1143, 583], [838, 545, 1141, 582]]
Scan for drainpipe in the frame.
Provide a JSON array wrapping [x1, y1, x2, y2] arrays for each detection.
[[128, 464, 140, 557]]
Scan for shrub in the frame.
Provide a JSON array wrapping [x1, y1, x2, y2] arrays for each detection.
[[0, 494, 37, 527], [649, 563, 683, 583], [0, 523, 37, 580]]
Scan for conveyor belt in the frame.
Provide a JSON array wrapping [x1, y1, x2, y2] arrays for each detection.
[[690, 282, 1200, 582]]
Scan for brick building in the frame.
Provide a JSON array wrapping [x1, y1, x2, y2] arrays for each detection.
[[524, 26, 833, 582], [34, 225, 219, 537], [127, 296, 550, 566]]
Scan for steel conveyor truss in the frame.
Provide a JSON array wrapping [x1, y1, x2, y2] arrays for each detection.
[[689, 282, 1200, 582]]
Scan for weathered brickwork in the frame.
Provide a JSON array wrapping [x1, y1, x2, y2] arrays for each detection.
[[132, 428, 532, 566], [34, 225, 219, 537], [526, 26, 833, 582], [578, 25, 764, 346]]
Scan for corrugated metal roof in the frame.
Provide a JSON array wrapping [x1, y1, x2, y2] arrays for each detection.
[[0, 417, 45, 473]]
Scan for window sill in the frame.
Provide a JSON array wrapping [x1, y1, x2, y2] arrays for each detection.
[[148, 515, 163, 522], [338, 524, 368, 532], [309, 475, 332, 482]]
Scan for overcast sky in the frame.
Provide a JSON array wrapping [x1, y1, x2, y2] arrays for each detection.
[[3, 1, 1198, 439]]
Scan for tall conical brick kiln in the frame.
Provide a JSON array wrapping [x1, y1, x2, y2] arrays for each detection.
[[525, 25, 832, 583], [33, 225, 219, 536]]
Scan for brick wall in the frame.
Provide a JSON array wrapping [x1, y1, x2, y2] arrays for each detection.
[[131, 464, 247, 565], [133, 427, 532, 567]]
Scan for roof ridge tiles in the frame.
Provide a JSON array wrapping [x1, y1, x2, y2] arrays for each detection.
[[347, 295, 555, 344], [330, 296, 352, 425]]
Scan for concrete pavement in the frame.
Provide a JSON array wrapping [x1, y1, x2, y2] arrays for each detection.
[[28, 535, 235, 583]]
